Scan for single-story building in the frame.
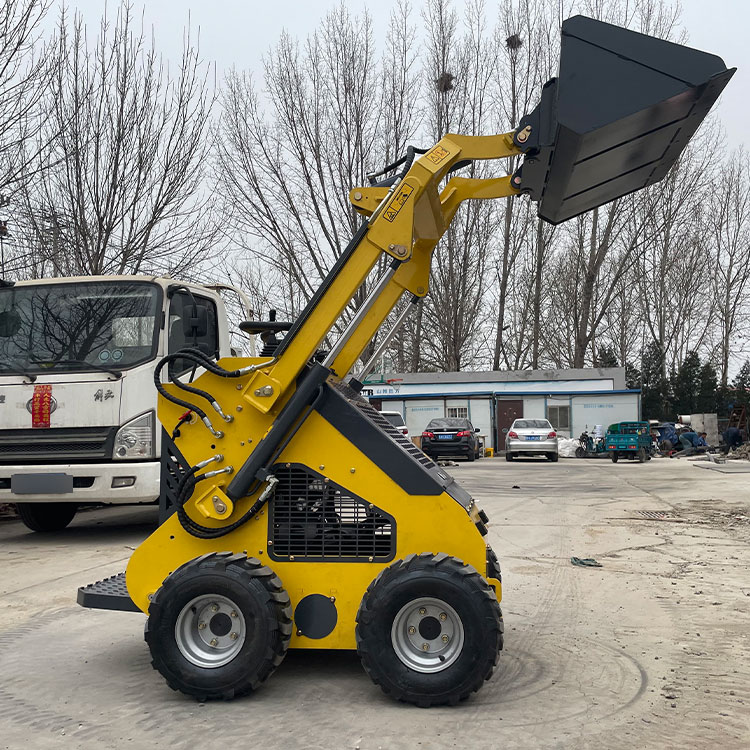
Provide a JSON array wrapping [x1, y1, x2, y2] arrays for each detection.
[[361, 367, 640, 450]]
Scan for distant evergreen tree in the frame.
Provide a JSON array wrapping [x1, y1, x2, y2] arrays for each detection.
[[640, 342, 671, 420], [625, 361, 641, 391], [731, 360, 750, 409], [696, 361, 718, 413], [672, 350, 701, 416], [596, 345, 619, 368]]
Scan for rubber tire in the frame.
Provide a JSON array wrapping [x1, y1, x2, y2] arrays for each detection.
[[145, 552, 292, 700], [575, 447, 585, 459], [356, 552, 503, 707], [547, 452, 559, 462], [15, 502, 77, 532], [467, 450, 476, 462], [637, 447, 647, 463], [611, 452, 619, 463], [505, 451, 513, 462]]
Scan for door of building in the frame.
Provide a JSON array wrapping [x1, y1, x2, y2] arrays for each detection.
[[496, 399, 523, 448]]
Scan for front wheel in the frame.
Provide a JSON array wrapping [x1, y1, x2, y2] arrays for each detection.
[[356, 553, 503, 707], [15, 502, 77, 532], [611, 452, 619, 463], [575, 446, 585, 459], [145, 552, 292, 700]]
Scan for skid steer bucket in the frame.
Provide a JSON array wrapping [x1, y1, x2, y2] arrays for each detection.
[[517, 15, 735, 225]]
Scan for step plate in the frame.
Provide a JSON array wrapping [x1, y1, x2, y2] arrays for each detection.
[[77, 572, 141, 613]]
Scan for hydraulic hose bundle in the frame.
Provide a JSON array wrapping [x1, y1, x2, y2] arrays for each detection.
[[155, 346, 275, 539]]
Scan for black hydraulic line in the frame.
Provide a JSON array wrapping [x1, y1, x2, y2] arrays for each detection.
[[226, 361, 331, 501], [273, 223, 369, 358]]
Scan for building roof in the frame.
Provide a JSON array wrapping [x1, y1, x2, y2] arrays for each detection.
[[366, 367, 627, 390]]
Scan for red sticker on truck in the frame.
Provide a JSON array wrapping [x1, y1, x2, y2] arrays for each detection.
[[31, 384, 53, 428]]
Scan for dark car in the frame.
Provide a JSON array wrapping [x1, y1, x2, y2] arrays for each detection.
[[421, 418, 481, 461]]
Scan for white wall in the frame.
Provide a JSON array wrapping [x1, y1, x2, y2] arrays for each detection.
[[521, 397, 547, 419], [571, 393, 639, 437], [405, 400, 444, 435]]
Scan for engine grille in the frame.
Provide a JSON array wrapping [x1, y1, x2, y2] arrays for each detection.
[[0, 427, 116, 463], [269, 464, 396, 562]]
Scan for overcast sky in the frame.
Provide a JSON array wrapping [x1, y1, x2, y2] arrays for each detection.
[[56, 0, 746, 150]]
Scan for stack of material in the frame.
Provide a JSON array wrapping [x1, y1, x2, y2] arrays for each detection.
[[728, 444, 750, 461], [558, 438, 579, 458]]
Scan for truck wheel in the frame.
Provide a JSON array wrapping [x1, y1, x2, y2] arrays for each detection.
[[356, 553, 503, 707], [15, 502, 77, 532], [145, 552, 292, 700], [638, 448, 647, 463], [611, 452, 618, 463]]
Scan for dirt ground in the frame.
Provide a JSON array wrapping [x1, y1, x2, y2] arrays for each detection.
[[0, 456, 748, 749]]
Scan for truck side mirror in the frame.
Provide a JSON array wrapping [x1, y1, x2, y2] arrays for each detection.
[[182, 303, 209, 338]]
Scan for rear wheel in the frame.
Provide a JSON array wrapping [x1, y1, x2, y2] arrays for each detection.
[[638, 447, 647, 463], [467, 450, 476, 462], [356, 553, 503, 707], [15, 502, 77, 532], [505, 451, 513, 462], [145, 552, 292, 700], [611, 452, 619, 463], [547, 452, 559, 462]]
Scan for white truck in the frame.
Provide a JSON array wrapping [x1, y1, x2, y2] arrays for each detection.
[[0, 275, 252, 531]]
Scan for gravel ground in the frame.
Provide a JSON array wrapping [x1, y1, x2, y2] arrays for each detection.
[[0, 457, 748, 749]]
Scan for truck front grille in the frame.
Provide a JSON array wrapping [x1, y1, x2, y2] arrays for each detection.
[[0, 428, 117, 463]]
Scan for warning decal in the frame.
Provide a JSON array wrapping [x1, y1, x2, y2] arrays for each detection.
[[426, 145, 450, 165], [383, 184, 414, 223], [31, 384, 53, 428]]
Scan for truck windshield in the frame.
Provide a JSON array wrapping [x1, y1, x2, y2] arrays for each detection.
[[0, 281, 160, 374]]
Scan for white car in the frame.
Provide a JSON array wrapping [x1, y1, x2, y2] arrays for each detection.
[[379, 410, 410, 439], [505, 418, 558, 462]]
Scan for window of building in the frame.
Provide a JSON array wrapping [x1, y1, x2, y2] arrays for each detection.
[[447, 406, 468, 419], [547, 405, 570, 431]]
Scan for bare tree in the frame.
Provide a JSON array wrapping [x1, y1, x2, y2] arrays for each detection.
[[16, 3, 215, 278], [709, 148, 750, 386], [214, 1, 419, 347], [0, 0, 56, 196]]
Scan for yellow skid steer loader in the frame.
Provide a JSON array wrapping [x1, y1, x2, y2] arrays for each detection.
[[78, 16, 732, 706]]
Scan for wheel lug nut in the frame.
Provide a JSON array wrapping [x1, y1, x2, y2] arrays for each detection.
[[209, 638, 218, 647], [421, 643, 429, 651], [198, 622, 207, 630], [230, 611, 238, 618], [441, 634, 449, 643], [211, 604, 219, 612], [230, 632, 238, 640], [408, 626, 416, 635], [418, 607, 426, 615], [439, 612, 447, 621]]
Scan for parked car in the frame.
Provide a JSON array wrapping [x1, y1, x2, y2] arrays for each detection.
[[379, 410, 410, 439], [504, 418, 558, 461], [421, 417, 481, 461]]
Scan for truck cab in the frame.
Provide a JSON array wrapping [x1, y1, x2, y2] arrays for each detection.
[[0, 276, 242, 531]]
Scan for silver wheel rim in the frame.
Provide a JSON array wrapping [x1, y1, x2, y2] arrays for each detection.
[[391, 596, 464, 673], [175, 594, 246, 668]]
